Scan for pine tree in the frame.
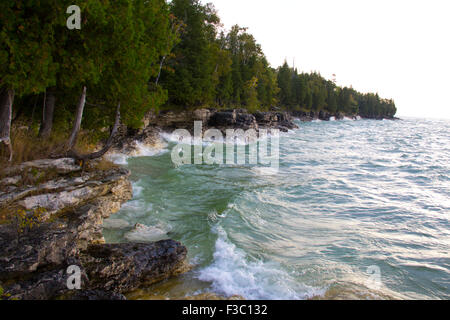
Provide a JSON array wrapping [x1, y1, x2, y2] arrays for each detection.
[[0, 0, 59, 160], [277, 61, 292, 107], [161, 0, 219, 108]]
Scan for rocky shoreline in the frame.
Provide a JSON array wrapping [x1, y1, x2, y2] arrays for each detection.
[[142, 108, 397, 132], [0, 159, 187, 300], [0, 109, 397, 300], [111, 108, 398, 155]]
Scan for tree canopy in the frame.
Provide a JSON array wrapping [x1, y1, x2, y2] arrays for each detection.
[[0, 0, 397, 161]]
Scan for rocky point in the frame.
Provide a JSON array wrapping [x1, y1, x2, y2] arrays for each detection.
[[0, 158, 188, 300]]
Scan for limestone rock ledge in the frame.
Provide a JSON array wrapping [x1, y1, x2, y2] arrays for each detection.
[[0, 158, 188, 300], [143, 108, 298, 133]]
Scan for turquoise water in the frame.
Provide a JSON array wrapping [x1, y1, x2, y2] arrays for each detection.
[[104, 118, 450, 300]]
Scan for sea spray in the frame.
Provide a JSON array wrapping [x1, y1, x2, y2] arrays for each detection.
[[105, 118, 450, 300], [197, 226, 325, 300]]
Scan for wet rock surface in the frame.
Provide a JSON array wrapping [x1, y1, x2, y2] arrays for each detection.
[[106, 108, 299, 159], [108, 108, 394, 159], [0, 158, 188, 300], [254, 111, 297, 132], [65, 290, 127, 300], [80, 241, 187, 293]]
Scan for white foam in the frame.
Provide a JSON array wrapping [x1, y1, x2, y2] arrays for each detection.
[[121, 199, 152, 218], [198, 227, 325, 300], [160, 130, 276, 147], [251, 166, 280, 176], [132, 180, 144, 197], [107, 141, 169, 165], [103, 218, 130, 229], [329, 117, 336, 121], [107, 153, 129, 165], [137, 141, 169, 156], [124, 223, 169, 242]]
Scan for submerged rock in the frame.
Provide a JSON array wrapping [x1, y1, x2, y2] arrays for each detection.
[[124, 223, 169, 242], [103, 218, 130, 229]]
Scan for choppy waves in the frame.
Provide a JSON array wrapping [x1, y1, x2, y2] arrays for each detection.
[[104, 117, 450, 300], [107, 141, 169, 165], [197, 226, 326, 300]]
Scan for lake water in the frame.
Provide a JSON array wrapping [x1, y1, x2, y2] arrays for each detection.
[[104, 117, 450, 300]]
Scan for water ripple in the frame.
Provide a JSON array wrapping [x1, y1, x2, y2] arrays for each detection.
[[105, 117, 450, 300]]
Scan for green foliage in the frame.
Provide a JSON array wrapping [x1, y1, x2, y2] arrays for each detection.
[[4, 0, 176, 138], [161, 0, 219, 107], [14, 207, 47, 234], [0, 283, 11, 299], [243, 77, 259, 112], [358, 93, 396, 118], [88, 0, 173, 128], [0, 284, 10, 299], [0, 1, 58, 95], [277, 62, 293, 107], [161, 2, 280, 111], [273, 64, 395, 117], [4, 0, 396, 143]]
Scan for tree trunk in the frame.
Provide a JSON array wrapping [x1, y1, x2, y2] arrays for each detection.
[[155, 56, 166, 86], [0, 87, 14, 162], [68, 103, 121, 162], [39, 87, 56, 138], [67, 86, 87, 150], [155, 19, 182, 86]]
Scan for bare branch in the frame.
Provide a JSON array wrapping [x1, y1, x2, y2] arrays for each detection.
[[67, 86, 87, 150], [68, 103, 121, 162]]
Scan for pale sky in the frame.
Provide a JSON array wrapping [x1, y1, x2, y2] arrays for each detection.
[[208, 0, 450, 119]]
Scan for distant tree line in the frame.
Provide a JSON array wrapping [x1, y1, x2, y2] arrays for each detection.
[[0, 0, 396, 161], [161, 0, 396, 118], [276, 63, 396, 117]]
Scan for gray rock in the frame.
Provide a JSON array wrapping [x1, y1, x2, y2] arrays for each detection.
[[80, 241, 188, 293], [209, 111, 237, 127], [66, 290, 127, 300], [4, 267, 80, 300], [254, 111, 297, 130], [193, 109, 212, 124], [0, 176, 21, 186], [0, 160, 189, 300], [19, 186, 97, 214], [0, 223, 78, 279], [4, 158, 81, 177]]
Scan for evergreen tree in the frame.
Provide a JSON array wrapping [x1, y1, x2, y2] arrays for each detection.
[[277, 61, 292, 108], [161, 0, 219, 107], [0, 0, 59, 159]]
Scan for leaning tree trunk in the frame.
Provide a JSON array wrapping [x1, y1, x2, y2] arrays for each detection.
[[155, 56, 166, 86], [0, 87, 14, 162], [39, 87, 56, 139], [67, 86, 87, 150], [68, 103, 121, 165]]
